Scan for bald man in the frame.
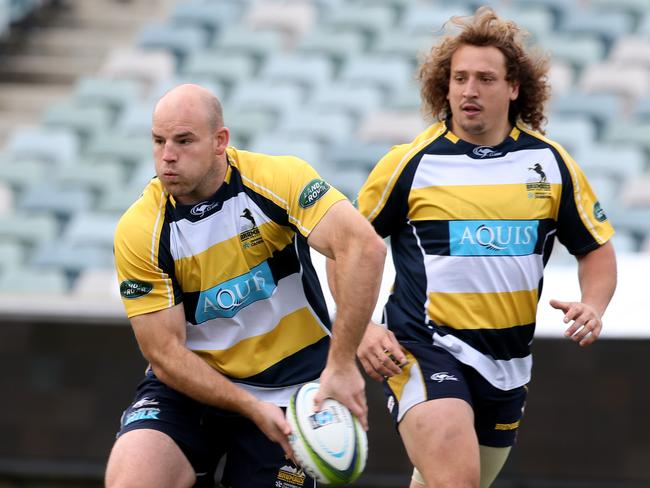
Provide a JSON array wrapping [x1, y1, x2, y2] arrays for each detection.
[[105, 84, 386, 488]]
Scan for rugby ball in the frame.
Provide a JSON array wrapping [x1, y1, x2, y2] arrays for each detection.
[[286, 382, 367, 485]]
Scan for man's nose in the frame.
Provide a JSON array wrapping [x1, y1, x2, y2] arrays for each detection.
[[463, 77, 479, 97], [162, 142, 177, 162]]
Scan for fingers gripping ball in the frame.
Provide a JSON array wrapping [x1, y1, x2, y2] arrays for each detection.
[[286, 382, 368, 485]]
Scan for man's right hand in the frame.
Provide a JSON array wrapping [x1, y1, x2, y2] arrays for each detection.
[[248, 400, 295, 462], [357, 322, 407, 381]]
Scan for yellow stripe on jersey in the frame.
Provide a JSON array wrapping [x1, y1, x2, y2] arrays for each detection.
[[174, 221, 293, 292], [408, 184, 562, 221], [227, 148, 347, 237], [357, 123, 447, 223], [386, 349, 419, 402], [519, 127, 614, 244], [428, 289, 538, 329], [193, 307, 328, 378]]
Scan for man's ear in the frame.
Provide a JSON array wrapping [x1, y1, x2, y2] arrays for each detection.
[[215, 126, 230, 154], [510, 82, 520, 101]]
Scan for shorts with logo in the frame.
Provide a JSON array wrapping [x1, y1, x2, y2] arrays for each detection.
[[117, 371, 316, 488], [383, 341, 527, 448]]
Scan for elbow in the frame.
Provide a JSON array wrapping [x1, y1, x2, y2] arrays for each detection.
[[363, 227, 387, 266]]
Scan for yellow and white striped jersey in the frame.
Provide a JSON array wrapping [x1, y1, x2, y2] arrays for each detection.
[[114, 147, 346, 404], [357, 121, 614, 390]]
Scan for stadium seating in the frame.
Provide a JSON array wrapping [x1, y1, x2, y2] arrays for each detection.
[[1, 0, 649, 298]]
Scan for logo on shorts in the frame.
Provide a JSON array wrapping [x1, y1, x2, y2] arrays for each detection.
[[124, 407, 160, 426], [387, 395, 395, 413], [299, 179, 330, 208], [120, 280, 153, 299], [276, 464, 306, 487], [430, 372, 459, 383], [132, 397, 159, 409]]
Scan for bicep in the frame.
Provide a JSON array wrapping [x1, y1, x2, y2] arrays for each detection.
[[130, 303, 187, 362], [308, 200, 372, 259]]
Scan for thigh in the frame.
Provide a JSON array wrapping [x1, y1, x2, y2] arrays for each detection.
[[383, 342, 474, 425], [466, 366, 528, 448], [218, 412, 317, 488], [399, 398, 480, 488], [113, 372, 225, 487], [106, 429, 195, 488]]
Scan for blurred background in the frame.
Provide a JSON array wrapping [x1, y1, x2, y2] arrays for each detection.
[[0, 0, 649, 486]]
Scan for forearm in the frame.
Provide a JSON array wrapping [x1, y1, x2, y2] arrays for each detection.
[[327, 237, 386, 364], [150, 344, 257, 413], [577, 241, 617, 316]]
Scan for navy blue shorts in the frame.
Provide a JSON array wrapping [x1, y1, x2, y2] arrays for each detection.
[[117, 371, 316, 488], [383, 342, 528, 447]]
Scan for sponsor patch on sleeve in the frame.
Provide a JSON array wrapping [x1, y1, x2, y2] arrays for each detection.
[[593, 201, 607, 222], [299, 179, 330, 208], [120, 280, 153, 299]]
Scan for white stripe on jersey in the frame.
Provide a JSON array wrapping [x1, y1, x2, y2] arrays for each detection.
[[233, 381, 306, 407], [185, 273, 307, 350], [424, 254, 544, 294], [433, 333, 531, 390], [396, 361, 426, 423], [412, 148, 561, 189], [169, 193, 271, 260]]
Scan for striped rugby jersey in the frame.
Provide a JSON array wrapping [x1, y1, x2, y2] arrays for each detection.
[[114, 147, 346, 405], [357, 121, 614, 390]]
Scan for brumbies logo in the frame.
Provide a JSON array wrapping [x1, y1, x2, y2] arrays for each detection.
[[299, 179, 330, 208], [526, 163, 551, 199], [276, 464, 307, 487], [239, 208, 263, 249]]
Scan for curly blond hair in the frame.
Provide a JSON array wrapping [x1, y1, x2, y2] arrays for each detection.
[[418, 6, 551, 133]]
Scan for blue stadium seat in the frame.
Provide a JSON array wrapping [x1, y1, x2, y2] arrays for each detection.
[[296, 28, 366, 67], [72, 76, 142, 115], [276, 109, 356, 146], [0, 265, 69, 294], [0, 158, 48, 193], [338, 54, 414, 97], [327, 140, 392, 172], [259, 53, 335, 92], [320, 4, 396, 40], [136, 22, 210, 70], [399, 4, 473, 35], [17, 184, 94, 222], [170, 0, 246, 42], [4, 126, 79, 167], [0, 212, 59, 247], [30, 241, 114, 274], [61, 212, 119, 249], [211, 26, 284, 65], [42, 102, 113, 142], [558, 7, 634, 48], [538, 32, 606, 73], [309, 82, 384, 119], [180, 50, 258, 94], [246, 134, 324, 171], [550, 91, 623, 133], [228, 80, 305, 119]]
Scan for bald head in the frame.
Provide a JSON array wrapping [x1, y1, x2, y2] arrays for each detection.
[[153, 83, 224, 131]]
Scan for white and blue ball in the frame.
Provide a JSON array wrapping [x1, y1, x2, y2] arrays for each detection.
[[286, 382, 368, 485]]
